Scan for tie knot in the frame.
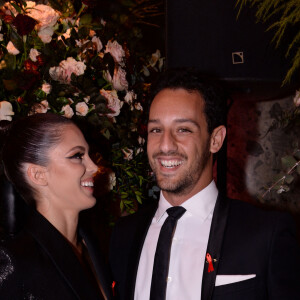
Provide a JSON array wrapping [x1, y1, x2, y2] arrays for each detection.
[[166, 206, 186, 220]]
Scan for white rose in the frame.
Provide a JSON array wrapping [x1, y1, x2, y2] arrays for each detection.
[[6, 41, 20, 55], [41, 82, 52, 94], [61, 104, 74, 118], [49, 57, 86, 84], [0, 101, 14, 121], [38, 26, 54, 43], [27, 4, 60, 29], [105, 40, 125, 65], [293, 90, 300, 107], [29, 48, 41, 62], [124, 91, 137, 105], [75, 102, 89, 116], [122, 148, 133, 160], [112, 67, 128, 91], [100, 89, 123, 118]]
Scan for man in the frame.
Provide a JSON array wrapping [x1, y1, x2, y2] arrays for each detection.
[[109, 68, 300, 300]]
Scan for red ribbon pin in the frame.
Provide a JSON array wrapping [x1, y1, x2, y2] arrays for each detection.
[[112, 281, 116, 296], [206, 253, 214, 273]]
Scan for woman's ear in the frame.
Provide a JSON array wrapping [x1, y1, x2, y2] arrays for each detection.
[[26, 164, 48, 186], [210, 125, 226, 154]]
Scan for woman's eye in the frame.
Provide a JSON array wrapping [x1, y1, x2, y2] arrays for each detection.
[[69, 152, 84, 160]]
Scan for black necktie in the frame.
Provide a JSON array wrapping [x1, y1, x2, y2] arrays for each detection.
[[150, 206, 186, 300]]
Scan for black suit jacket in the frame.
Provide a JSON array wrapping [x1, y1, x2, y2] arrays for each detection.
[[0, 209, 112, 300], [109, 195, 300, 300]]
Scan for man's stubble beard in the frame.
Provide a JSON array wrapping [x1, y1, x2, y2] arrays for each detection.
[[150, 139, 211, 197]]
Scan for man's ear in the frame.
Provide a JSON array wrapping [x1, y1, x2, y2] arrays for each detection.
[[210, 125, 226, 154], [26, 164, 48, 186]]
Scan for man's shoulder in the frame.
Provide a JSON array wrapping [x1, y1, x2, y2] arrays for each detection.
[[227, 197, 296, 230], [115, 201, 158, 227]]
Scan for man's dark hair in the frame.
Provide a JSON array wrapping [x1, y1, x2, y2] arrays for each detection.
[[150, 68, 227, 134]]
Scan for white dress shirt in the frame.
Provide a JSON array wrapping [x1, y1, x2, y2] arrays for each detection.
[[134, 181, 218, 300]]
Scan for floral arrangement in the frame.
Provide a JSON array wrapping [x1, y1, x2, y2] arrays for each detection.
[[0, 0, 164, 215]]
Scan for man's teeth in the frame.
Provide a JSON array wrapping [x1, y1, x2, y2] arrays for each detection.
[[161, 160, 183, 168], [81, 181, 94, 187]]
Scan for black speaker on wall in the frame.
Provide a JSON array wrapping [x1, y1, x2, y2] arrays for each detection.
[[166, 0, 297, 100]]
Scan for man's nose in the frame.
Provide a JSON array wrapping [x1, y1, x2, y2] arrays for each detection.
[[159, 130, 178, 153]]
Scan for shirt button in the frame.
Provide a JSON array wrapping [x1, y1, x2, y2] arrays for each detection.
[[167, 276, 172, 282], [173, 237, 178, 241]]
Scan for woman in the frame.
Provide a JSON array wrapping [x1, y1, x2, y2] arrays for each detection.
[[0, 113, 111, 299]]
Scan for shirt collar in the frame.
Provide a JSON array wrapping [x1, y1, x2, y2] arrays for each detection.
[[154, 181, 218, 222]]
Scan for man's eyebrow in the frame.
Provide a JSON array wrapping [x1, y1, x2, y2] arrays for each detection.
[[148, 118, 200, 128], [174, 118, 200, 128]]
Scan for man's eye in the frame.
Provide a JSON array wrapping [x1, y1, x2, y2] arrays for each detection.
[[178, 128, 191, 133], [69, 152, 84, 160], [149, 128, 161, 133]]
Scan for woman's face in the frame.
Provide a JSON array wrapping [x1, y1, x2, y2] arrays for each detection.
[[44, 124, 98, 212]]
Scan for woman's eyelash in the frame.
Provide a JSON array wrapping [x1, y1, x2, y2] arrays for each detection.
[[69, 152, 84, 159]]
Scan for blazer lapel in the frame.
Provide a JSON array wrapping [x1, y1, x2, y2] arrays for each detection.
[[201, 194, 231, 300], [80, 227, 112, 300], [25, 209, 102, 300], [125, 203, 158, 300]]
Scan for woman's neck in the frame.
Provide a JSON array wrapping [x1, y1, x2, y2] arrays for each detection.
[[36, 203, 79, 247]]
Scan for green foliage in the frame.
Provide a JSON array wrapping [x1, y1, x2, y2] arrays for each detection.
[[236, 0, 300, 85]]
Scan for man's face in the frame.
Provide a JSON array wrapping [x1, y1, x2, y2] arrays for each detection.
[[147, 88, 213, 202]]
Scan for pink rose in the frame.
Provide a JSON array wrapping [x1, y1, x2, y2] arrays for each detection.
[[100, 89, 123, 117], [29, 48, 41, 62], [124, 91, 137, 105], [105, 40, 125, 65], [104, 67, 128, 91], [92, 36, 103, 52], [6, 41, 20, 55], [75, 102, 89, 116], [61, 104, 74, 118], [29, 100, 50, 115], [294, 90, 300, 107], [41, 82, 52, 94], [38, 26, 54, 43], [27, 4, 60, 29], [49, 57, 86, 84], [0, 101, 14, 121], [122, 148, 133, 160], [112, 67, 128, 91]]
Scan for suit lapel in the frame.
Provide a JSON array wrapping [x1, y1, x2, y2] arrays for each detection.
[[25, 209, 102, 300], [201, 194, 231, 300], [125, 203, 158, 300]]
